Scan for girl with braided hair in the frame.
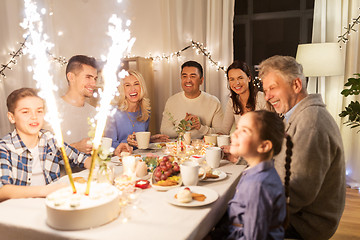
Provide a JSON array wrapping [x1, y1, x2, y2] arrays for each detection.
[[210, 110, 292, 240]]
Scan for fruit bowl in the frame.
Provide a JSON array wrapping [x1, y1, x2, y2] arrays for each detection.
[[150, 155, 182, 191]]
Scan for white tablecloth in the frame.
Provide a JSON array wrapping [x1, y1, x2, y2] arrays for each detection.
[[0, 161, 245, 240]]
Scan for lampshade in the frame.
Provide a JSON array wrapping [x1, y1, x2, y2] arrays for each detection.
[[296, 43, 344, 77]]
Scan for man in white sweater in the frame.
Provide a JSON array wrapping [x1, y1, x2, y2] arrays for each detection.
[[160, 61, 223, 139]]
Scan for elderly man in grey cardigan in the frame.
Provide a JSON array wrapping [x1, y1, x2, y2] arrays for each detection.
[[259, 55, 345, 240]]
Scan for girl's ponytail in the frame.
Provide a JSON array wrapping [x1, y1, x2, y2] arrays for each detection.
[[283, 134, 293, 229]]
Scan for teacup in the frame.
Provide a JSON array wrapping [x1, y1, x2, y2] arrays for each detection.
[[204, 134, 218, 146], [135, 132, 151, 149], [217, 135, 230, 147], [205, 147, 223, 168], [180, 161, 206, 186]]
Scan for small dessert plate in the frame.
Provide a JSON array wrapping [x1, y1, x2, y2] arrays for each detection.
[[166, 186, 218, 207]]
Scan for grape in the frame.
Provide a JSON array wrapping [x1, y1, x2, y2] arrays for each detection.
[[163, 156, 169, 162], [155, 176, 160, 182], [160, 174, 167, 180], [173, 165, 180, 172], [164, 170, 171, 177], [166, 161, 172, 169], [160, 161, 166, 167], [154, 167, 161, 174], [155, 171, 162, 178]]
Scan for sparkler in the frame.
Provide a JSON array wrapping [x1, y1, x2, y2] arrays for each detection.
[[21, 0, 76, 193], [85, 14, 135, 195]]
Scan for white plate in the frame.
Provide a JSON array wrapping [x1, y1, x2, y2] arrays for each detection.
[[150, 174, 182, 191], [166, 186, 218, 207], [201, 170, 227, 182], [148, 143, 166, 150], [151, 182, 182, 191], [110, 156, 121, 164]]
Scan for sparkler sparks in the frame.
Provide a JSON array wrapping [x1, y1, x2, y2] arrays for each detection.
[[20, 0, 136, 196], [93, 15, 135, 149], [21, 0, 76, 193], [85, 14, 135, 195]]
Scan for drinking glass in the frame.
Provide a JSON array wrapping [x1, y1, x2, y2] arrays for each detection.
[[192, 139, 203, 155]]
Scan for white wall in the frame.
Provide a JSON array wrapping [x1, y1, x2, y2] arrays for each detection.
[[0, 0, 234, 136]]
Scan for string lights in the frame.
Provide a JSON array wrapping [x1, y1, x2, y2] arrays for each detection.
[[338, 8, 360, 45], [1, 38, 227, 81], [0, 35, 29, 80], [191, 40, 226, 72], [142, 40, 227, 72], [47, 51, 67, 66], [0, 36, 68, 80]]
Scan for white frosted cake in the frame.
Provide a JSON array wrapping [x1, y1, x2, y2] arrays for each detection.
[[46, 182, 120, 230]]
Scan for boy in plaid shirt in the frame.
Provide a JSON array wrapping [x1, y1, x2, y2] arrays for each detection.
[[0, 88, 92, 201]]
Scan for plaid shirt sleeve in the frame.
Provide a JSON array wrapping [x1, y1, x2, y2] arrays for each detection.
[[0, 132, 30, 187], [0, 145, 14, 187], [40, 131, 89, 183], [63, 142, 89, 169]]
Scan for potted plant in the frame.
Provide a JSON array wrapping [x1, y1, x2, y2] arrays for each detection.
[[339, 73, 360, 132]]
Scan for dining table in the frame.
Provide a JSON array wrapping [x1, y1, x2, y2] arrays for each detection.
[[0, 148, 246, 240]]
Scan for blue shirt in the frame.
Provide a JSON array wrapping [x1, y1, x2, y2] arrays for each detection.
[[227, 160, 286, 240], [105, 110, 149, 148], [284, 98, 304, 123], [0, 129, 88, 187]]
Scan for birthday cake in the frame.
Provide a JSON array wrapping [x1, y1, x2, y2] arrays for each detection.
[[45, 182, 120, 230]]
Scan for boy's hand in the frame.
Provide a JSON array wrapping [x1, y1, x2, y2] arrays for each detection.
[[71, 138, 92, 154], [43, 182, 68, 197]]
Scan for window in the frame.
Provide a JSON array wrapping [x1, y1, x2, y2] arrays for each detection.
[[233, 0, 314, 67]]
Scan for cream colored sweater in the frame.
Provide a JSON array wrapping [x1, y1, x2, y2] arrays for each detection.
[[160, 91, 223, 139]]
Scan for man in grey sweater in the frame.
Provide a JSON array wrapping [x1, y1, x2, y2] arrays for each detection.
[[259, 55, 345, 240]]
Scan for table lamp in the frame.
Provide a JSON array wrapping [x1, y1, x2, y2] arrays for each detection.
[[296, 42, 344, 93]]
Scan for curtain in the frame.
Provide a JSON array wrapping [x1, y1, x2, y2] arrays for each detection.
[[0, 0, 234, 136], [313, 0, 360, 183]]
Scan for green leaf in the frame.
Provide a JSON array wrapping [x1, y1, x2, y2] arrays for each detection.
[[339, 74, 360, 133]]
